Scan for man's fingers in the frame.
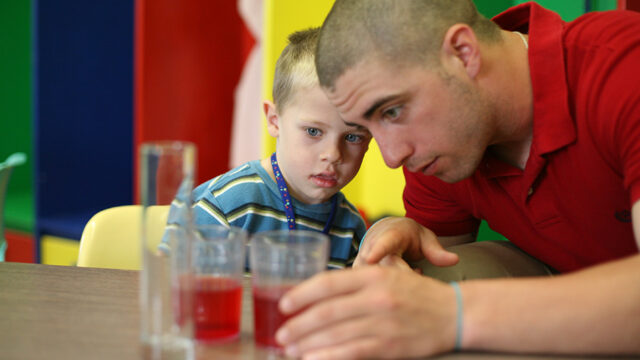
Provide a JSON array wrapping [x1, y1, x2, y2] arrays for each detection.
[[365, 235, 405, 264], [378, 254, 414, 272], [422, 237, 459, 267], [296, 337, 380, 360], [354, 218, 396, 265], [277, 287, 379, 348], [279, 268, 368, 315]]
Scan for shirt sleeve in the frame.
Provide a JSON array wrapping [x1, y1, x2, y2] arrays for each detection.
[[612, 52, 640, 206], [345, 214, 368, 267], [584, 14, 640, 206], [192, 190, 230, 227], [403, 167, 480, 236]]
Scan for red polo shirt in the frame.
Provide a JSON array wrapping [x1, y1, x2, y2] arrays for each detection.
[[403, 2, 640, 272]]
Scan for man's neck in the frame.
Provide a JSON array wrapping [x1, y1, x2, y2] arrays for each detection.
[[488, 131, 533, 170], [484, 30, 534, 170]]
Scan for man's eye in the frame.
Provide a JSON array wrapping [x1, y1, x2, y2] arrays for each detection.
[[345, 134, 362, 143], [382, 106, 402, 121], [306, 128, 321, 136]]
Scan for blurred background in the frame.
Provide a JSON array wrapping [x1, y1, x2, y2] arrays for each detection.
[[1, 0, 634, 265]]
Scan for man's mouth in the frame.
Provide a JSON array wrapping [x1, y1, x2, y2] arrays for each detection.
[[420, 158, 438, 176], [408, 158, 437, 175]]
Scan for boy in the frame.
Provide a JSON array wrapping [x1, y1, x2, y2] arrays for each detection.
[[172, 27, 371, 268]]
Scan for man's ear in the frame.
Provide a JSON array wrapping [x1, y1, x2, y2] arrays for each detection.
[[263, 100, 280, 137], [440, 24, 481, 79]]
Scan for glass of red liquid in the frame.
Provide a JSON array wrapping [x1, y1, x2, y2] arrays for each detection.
[[249, 230, 329, 351], [191, 224, 248, 343]]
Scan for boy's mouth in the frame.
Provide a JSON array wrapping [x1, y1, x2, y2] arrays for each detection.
[[310, 173, 338, 188]]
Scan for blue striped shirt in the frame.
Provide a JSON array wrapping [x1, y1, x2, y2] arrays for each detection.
[[170, 160, 367, 268]]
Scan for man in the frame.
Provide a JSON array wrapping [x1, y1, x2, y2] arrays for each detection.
[[273, 1, 640, 359]]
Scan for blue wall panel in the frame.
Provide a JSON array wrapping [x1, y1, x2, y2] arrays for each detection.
[[35, 0, 134, 257]]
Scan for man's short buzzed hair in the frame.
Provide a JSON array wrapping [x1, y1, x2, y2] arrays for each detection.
[[316, 0, 501, 90], [272, 27, 321, 113]]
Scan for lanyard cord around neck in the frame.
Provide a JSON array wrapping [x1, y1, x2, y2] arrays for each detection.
[[270, 152, 338, 234]]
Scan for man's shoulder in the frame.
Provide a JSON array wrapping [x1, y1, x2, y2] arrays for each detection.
[[567, 9, 640, 41]]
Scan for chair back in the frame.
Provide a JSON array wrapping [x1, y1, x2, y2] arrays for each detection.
[[0, 153, 27, 262], [77, 205, 170, 270]]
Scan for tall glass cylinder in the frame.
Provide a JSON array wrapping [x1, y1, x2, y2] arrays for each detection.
[[139, 141, 196, 360]]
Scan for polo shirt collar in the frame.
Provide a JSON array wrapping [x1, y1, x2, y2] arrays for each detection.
[[482, 2, 576, 179]]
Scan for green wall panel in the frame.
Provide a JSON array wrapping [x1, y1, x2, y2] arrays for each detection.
[[0, 0, 34, 232], [591, 0, 617, 11], [514, 0, 585, 21], [474, 0, 514, 18]]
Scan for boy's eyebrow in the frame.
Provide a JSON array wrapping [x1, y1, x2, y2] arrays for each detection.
[[363, 95, 398, 120]]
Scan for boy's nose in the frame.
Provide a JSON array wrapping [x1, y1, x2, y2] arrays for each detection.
[[321, 142, 342, 164]]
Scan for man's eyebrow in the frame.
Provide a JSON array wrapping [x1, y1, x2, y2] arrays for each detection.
[[343, 121, 367, 130], [363, 95, 397, 120]]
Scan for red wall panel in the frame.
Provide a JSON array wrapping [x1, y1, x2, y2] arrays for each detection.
[[619, 0, 640, 11], [134, 0, 255, 201], [5, 230, 35, 263]]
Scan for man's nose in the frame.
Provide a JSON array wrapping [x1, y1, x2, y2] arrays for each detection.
[[377, 136, 410, 169]]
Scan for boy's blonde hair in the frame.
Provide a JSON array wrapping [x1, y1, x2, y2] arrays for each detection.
[[272, 27, 320, 113]]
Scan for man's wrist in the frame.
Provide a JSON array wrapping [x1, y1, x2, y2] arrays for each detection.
[[450, 281, 464, 351]]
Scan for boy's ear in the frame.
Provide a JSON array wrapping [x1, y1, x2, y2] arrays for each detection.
[[263, 100, 280, 137], [440, 24, 481, 80]]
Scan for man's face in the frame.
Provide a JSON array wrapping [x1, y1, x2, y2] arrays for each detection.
[[272, 84, 372, 204], [325, 59, 494, 183]]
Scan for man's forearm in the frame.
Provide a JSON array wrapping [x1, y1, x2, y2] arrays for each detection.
[[439, 233, 475, 248], [462, 254, 640, 354]]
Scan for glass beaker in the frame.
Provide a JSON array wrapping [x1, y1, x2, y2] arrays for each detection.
[[139, 141, 196, 360]]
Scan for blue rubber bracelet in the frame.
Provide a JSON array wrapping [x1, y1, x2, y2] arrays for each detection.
[[450, 281, 463, 351]]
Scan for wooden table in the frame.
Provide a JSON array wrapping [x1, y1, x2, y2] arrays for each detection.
[[0, 262, 634, 360]]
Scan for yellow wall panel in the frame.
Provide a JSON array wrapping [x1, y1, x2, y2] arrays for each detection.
[[262, 0, 335, 155], [41, 235, 79, 266], [342, 141, 406, 220], [262, 0, 406, 221]]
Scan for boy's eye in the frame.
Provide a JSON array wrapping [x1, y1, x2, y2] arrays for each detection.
[[306, 128, 321, 137], [345, 134, 363, 143], [382, 106, 402, 121]]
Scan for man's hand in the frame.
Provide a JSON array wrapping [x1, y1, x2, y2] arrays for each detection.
[[354, 217, 459, 268], [276, 266, 458, 359]]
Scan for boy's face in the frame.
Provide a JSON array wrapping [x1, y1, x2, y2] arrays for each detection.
[[265, 84, 371, 204]]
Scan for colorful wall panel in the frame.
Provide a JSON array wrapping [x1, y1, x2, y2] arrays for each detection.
[[34, 0, 134, 262], [0, 1, 34, 241], [134, 0, 255, 192]]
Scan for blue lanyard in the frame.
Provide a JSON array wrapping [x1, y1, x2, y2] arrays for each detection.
[[270, 152, 338, 234]]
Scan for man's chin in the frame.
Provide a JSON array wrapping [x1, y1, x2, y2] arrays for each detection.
[[435, 171, 472, 184]]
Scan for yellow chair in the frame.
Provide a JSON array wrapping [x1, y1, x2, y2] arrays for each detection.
[[77, 205, 170, 270]]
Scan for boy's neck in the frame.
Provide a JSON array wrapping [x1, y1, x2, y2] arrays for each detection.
[[260, 157, 277, 183]]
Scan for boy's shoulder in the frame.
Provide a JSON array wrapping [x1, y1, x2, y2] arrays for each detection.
[[193, 160, 272, 201], [336, 192, 361, 217]]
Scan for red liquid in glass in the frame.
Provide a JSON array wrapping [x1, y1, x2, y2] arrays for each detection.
[[192, 277, 242, 343], [252, 286, 296, 349]]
